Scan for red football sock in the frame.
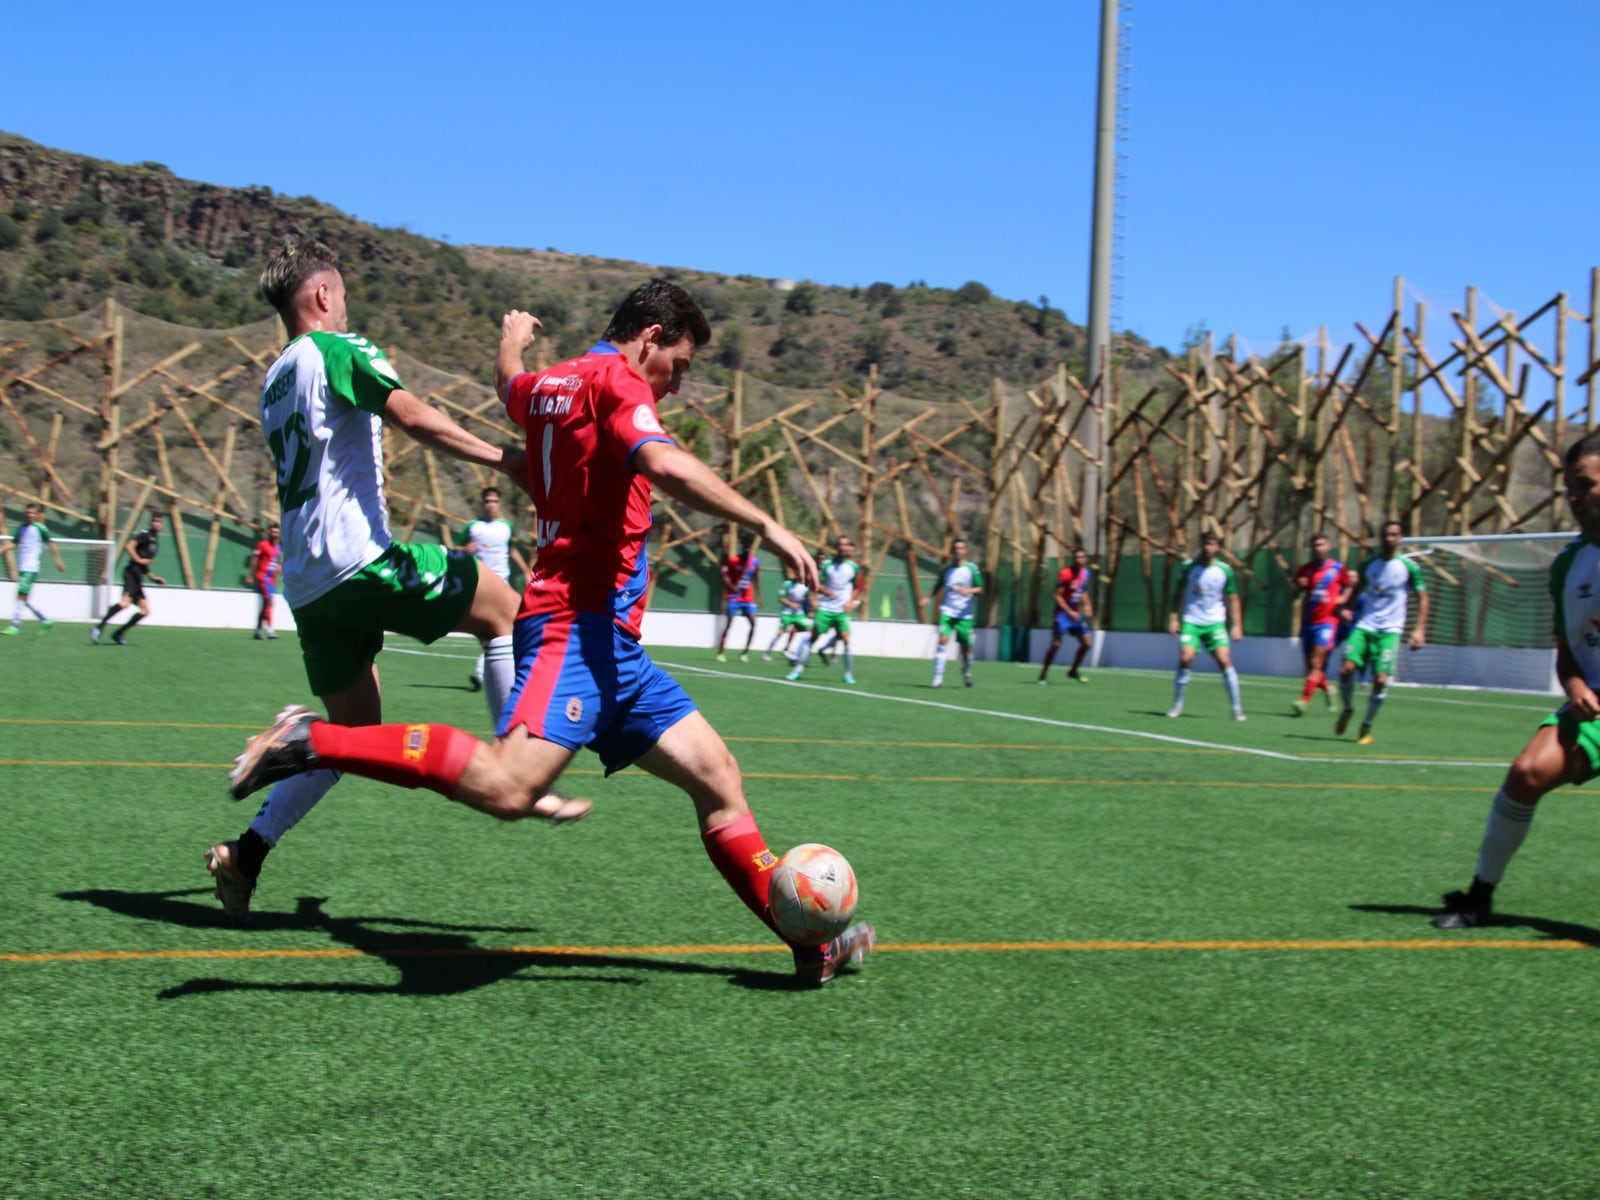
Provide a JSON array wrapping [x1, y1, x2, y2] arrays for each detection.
[[1300, 671, 1323, 702], [702, 811, 781, 936], [307, 722, 480, 795]]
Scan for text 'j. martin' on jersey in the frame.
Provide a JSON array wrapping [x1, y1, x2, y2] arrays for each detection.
[[503, 343, 673, 639], [260, 331, 403, 608], [1549, 536, 1600, 689]]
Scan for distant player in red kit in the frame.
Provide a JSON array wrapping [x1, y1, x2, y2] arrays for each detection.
[[1039, 548, 1094, 683], [230, 280, 876, 987], [715, 535, 761, 662], [1291, 532, 1355, 715], [247, 522, 282, 639]]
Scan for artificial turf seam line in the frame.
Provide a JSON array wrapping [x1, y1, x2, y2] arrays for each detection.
[[0, 760, 1494, 790], [2, 938, 1590, 964]]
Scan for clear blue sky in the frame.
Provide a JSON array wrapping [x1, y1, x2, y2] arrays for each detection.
[[3, 0, 1596, 358]]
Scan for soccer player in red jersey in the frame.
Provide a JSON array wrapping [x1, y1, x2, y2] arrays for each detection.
[[1291, 532, 1355, 715], [714, 535, 760, 662], [1038, 547, 1094, 683], [247, 522, 283, 639], [230, 281, 875, 987]]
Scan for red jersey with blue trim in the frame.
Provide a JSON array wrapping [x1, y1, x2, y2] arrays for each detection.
[[503, 342, 674, 639], [1057, 565, 1092, 614], [1295, 558, 1353, 627], [252, 539, 281, 587], [723, 553, 759, 603]]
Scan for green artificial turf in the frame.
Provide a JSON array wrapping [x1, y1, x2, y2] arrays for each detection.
[[2, 626, 1597, 1198]]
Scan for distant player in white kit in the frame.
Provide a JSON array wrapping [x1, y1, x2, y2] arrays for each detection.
[[764, 571, 814, 662], [1334, 520, 1428, 745], [2, 503, 66, 635], [1167, 531, 1245, 721], [930, 538, 982, 688], [458, 486, 529, 693], [1433, 433, 1600, 929], [786, 535, 865, 685]]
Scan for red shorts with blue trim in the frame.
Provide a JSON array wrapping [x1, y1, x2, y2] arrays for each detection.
[[499, 611, 698, 775]]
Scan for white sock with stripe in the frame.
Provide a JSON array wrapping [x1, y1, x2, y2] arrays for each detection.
[[482, 635, 515, 724], [1474, 788, 1537, 884]]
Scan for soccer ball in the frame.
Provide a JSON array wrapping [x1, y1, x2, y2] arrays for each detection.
[[768, 843, 858, 946]]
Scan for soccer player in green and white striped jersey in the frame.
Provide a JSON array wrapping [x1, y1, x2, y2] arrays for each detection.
[[930, 538, 982, 688], [1167, 531, 1246, 720], [1434, 433, 1600, 928], [1334, 521, 1428, 745], [2, 504, 66, 634]]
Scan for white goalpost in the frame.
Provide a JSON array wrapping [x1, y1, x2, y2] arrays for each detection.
[[1390, 531, 1572, 695], [0, 536, 118, 616]]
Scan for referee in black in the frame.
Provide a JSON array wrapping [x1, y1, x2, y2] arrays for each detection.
[[92, 513, 168, 645]]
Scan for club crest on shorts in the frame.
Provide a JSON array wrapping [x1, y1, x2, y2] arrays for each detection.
[[565, 696, 584, 723], [402, 724, 429, 762]]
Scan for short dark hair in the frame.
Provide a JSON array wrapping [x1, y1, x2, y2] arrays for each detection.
[[260, 236, 341, 316], [481, 486, 501, 502], [1201, 531, 1220, 545], [602, 280, 712, 349], [1380, 519, 1403, 536], [1565, 431, 1600, 469]]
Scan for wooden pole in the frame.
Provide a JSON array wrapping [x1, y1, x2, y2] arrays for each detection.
[[1554, 292, 1569, 530], [201, 424, 237, 589], [1410, 299, 1427, 536]]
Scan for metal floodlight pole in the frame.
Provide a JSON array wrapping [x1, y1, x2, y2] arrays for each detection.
[[1081, 0, 1118, 558]]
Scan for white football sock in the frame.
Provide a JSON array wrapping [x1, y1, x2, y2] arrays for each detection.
[[1222, 667, 1241, 711], [249, 769, 341, 846], [482, 635, 515, 725], [932, 644, 947, 681], [1173, 669, 1192, 708], [1363, 686, 1387, 727], [1474, 788, 1537, 884]]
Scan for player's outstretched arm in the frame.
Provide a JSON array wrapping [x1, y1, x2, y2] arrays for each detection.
[[495, 310, 542, 401], [383, 390, 511, 470], [635, 441, 818, 591], [1409, 589, 1430, 649]]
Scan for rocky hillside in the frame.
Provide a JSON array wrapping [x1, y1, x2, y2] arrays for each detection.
[[0, 131, 1170, 399]]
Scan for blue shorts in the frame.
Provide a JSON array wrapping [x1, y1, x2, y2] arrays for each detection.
[[725, 600, 758, 618], [1300, 622, 1338, 653], [500, 611, 698, 775], [1054, 611, 1090, 638]]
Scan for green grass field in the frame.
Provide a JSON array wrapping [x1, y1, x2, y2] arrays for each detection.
[[4, 625, 1599, 1199]]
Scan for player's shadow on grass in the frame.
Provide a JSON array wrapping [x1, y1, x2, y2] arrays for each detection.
[[58, 888, 792, 995], [1350, 903, 1600, 947]]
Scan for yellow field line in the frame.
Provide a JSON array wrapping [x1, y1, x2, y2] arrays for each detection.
[[0, 759, 1490, 791], [1, 937, 1588, 965]]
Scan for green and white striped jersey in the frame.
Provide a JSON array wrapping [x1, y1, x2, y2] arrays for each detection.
[[260, 331, 403, 607], [1177, 558, 1236, 626], [1550, 536, 1600, 688], [1352, 555, 1425, 634]]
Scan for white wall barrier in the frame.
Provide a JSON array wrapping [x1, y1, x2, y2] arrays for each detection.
[[3, 580, 1557, 693]]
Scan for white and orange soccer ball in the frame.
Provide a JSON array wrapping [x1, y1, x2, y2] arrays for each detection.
[[768, 843, 858, 946]]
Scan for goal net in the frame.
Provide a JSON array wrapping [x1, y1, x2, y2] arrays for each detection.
[[0, 536, 117, 614], [1390, 532, 1572, 694]]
